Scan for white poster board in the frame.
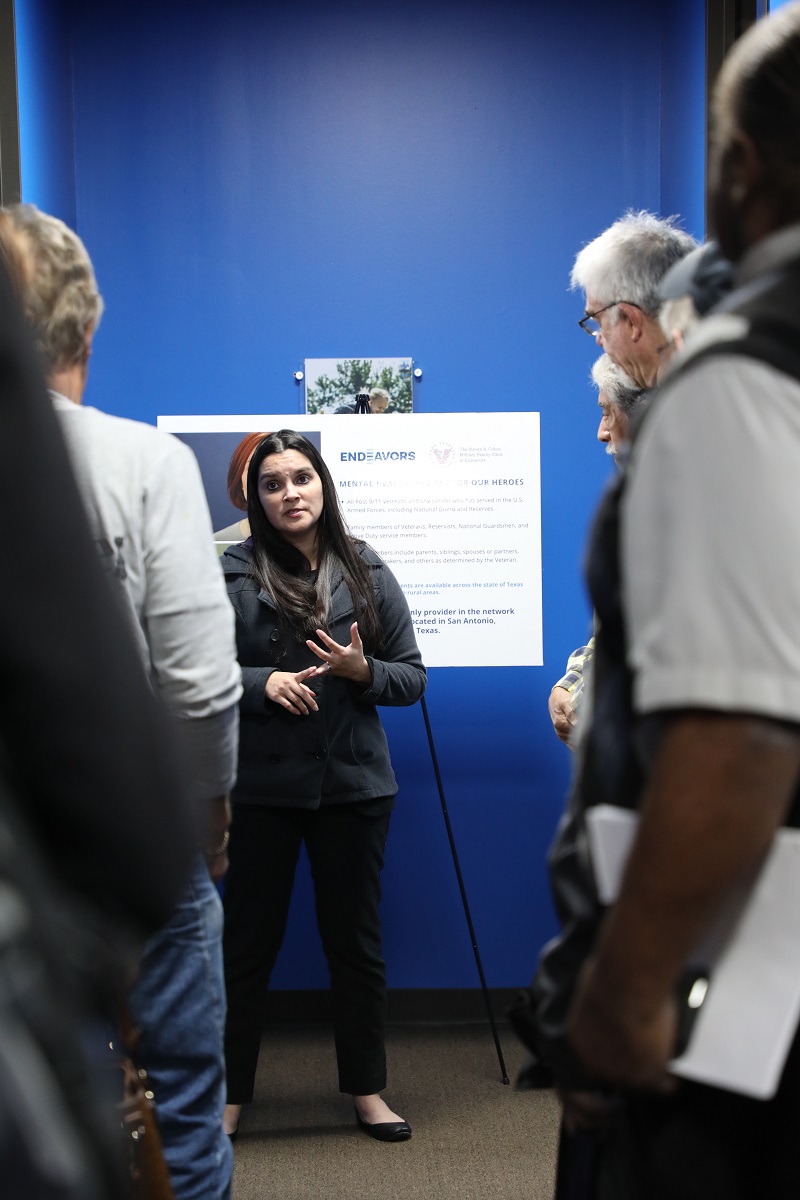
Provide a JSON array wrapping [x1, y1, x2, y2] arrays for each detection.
[[158, 412, 542, 667]]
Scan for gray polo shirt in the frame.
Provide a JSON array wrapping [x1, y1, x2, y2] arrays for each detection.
[[54, 395, 242, 800], [621, 225, 800, 724]]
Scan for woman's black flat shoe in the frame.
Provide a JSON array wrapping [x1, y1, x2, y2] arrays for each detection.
[[356, 1112, 412, 1142]]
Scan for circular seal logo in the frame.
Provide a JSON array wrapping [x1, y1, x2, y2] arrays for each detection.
[[430, 442, 454, 466]]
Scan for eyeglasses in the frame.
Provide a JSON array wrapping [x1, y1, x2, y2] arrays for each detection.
[[578, 300, 643, 337]]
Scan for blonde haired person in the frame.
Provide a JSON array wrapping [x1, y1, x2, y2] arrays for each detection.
[[6, 203, 242, 1200]]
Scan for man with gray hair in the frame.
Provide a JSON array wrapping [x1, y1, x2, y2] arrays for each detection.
[[591, 353, 643, 461], [572, 210, 697, 388], [7, 204, 242, 1200], [548, 214, 695, 746], [548, 356, 642, 745]]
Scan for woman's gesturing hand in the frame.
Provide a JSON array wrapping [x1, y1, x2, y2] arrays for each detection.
[[306, 622, 372, 686], [265, 666, 320, 715]]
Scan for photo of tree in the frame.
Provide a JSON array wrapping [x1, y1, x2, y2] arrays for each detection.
[[304, 357, 414, 414]]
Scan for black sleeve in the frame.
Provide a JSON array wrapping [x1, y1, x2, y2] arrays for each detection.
[[358, 556, 427, 706], [0, 263, 195, 940]]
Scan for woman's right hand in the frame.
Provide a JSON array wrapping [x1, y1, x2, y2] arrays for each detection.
[[265, 667, 320, 715]]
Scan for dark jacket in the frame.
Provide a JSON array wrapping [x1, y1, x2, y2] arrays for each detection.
[[222, 541, 426, 808]]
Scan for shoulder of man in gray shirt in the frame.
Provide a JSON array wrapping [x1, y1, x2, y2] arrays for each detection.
[[53, 396, 242, 800]]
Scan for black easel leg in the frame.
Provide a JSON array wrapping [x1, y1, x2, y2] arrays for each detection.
[[420, 694, 510, 1084]]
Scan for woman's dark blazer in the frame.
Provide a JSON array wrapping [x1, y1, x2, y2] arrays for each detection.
[[222, 541, 426, 809]]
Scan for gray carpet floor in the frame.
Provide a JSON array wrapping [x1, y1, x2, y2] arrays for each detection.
[[232, 1023, 560, 1199]]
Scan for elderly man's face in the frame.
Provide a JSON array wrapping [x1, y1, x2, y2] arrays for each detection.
[[586, 296, 637, 383], [587, 295, 658, 389], [369, 394, 389, 413], [597, 390, 629, 460]]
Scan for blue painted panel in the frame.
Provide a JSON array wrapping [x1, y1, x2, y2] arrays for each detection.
[[660, 0, 706, 238], [15, 0, 76, 223], [18, 0, 704, 989]]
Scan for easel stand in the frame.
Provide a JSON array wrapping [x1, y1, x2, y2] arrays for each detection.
[[420, 694, 510, 1085]]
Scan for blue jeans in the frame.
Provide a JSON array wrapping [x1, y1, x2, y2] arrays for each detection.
[[129, 853, 232, 1200]]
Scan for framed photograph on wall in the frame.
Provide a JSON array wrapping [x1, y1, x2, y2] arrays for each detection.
[[304, 357, 413, 414]]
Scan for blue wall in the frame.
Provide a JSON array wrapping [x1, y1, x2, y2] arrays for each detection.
[[16, 0, 76, 225], [661, 0, 706, 235], [16, 0, 705, 990]]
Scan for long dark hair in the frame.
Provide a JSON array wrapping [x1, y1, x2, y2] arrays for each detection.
[[245, 430, 383, 652]]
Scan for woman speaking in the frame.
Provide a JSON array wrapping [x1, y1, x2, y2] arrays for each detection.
[[221, 430, 425, 1144]]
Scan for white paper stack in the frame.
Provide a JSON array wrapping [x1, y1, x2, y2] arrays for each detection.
[[585, 804, 800, 1099]]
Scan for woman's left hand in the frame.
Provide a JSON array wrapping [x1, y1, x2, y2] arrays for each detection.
[[306, 622, 372, 686]]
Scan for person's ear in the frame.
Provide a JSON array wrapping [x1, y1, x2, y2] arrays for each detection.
[[726, 129, 764, 208], [618, 302, 646, 342], [82, 325, 94, 365]]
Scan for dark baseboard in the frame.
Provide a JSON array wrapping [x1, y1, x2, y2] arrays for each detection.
[[263, 987, 521, 1025]]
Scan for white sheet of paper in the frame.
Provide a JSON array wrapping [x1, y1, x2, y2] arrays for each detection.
[[585, 804, 800, 1099]]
